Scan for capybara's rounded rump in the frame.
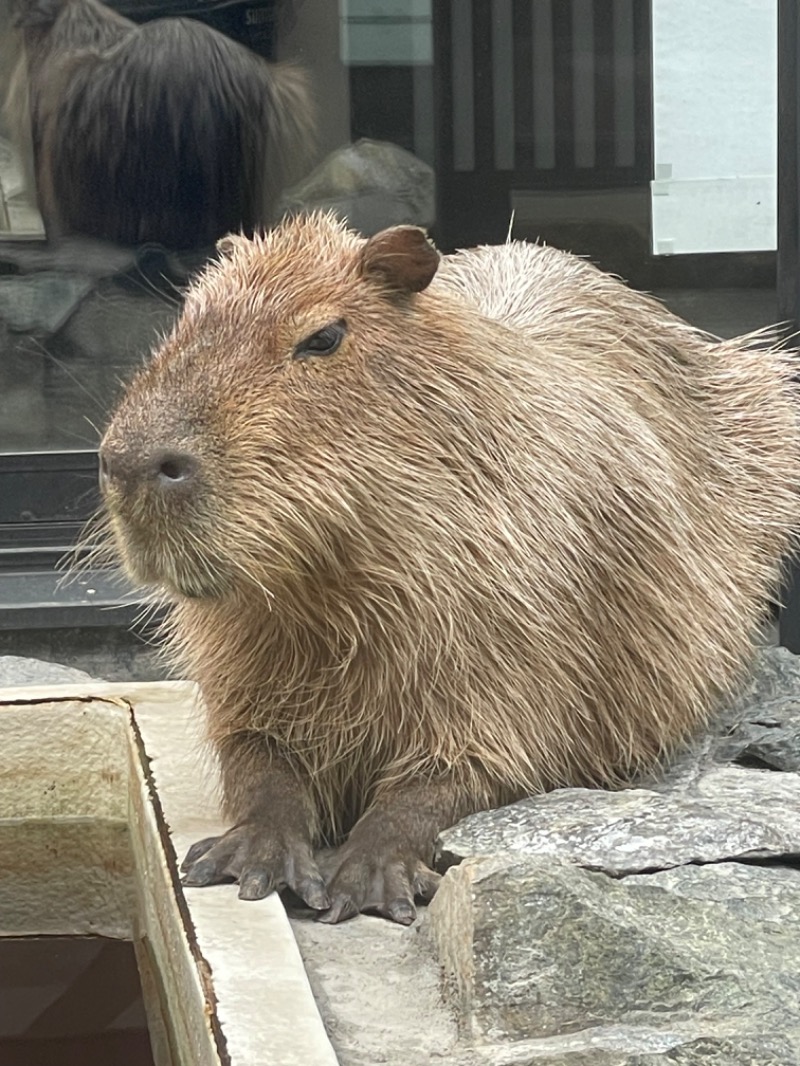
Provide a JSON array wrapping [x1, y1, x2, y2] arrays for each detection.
[[99, 212, 800, 923]]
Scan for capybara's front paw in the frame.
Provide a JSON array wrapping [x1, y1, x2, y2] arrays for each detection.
[[180, 824, 329, 909], [319, 844, 441, 925]]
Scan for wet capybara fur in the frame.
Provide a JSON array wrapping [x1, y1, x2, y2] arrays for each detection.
[[99, 213, 800, 924]]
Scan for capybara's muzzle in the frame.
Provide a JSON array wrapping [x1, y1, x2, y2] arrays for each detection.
[[98, 434, 229, 597], [99, 441, 199, 500]]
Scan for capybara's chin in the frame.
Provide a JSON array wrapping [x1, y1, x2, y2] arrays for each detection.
[[105, 506, 235, 601], [95, 211, 800, 925], [137, 551, 233, 602]]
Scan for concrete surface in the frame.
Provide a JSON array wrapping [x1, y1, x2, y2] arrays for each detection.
[[0, 678, 339, 1066]]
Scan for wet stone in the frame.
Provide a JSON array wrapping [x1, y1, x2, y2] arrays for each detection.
[[0, 655, 96, 687], [427, 647, 800, 1063]]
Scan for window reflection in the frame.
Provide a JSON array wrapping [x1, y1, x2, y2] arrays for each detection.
[[0, 0, 781, 457], [5, 0, 314, 248], [0, 0, 324, 451]]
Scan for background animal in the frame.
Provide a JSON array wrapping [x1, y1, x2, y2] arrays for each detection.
[[97, 214, 800, 924], [5, 0, 314, 249]]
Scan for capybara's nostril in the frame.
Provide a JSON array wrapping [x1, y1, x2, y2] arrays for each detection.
[[154, 451, 198, 488], [98, 444, 198, 493]]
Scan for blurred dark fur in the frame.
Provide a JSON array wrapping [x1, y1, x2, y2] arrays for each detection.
[[5, 0, 315, 249]]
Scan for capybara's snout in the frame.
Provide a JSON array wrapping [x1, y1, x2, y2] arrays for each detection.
[[97, 423, 224, 598], [99, 440, 200, 499]]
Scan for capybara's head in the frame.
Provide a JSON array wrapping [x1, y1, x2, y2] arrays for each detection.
[[99, 213, 445, 600]]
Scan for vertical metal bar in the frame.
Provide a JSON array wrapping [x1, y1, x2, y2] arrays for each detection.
[[594, 0, 616, 171], [572, 0, 596, 169], [612, 0, 636, 167], [472, 0, 496, 173], [552, 0, 574, 172], [413, 65, 436, 167], [777, 0, 800, 653], [632, 0, 653, 183], [532, 0, 556, 170], [513, 0, 534, 170], [492, 0, 515, 170], [452, 0, 475, 172], [430, 0, 454, 248]]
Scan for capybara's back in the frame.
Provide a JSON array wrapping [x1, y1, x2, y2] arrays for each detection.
[[434, 239, 800, 773], [99, 213, 800, 923]]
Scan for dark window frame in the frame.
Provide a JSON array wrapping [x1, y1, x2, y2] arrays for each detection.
[[0, 450, 145, 628], [778, 0, 800, 652]]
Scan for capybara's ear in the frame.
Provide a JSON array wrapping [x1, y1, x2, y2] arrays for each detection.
[[216, 234, 247, 257], [360, 226, 440, 294]]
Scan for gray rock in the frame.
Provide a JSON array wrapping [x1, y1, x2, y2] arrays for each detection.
[[279, 138, 436, 236], [427, 645, 800, 1063], [0, 656, 96, 687], [472, 1028, 800, 1064], [61, 282, 177, 364], [645, 645, 800, 787], [730, 706, 800, 771], [426, 858, 800, 1047], [0, 273, 94, 334], [0, 237, 138, 278], [718, 647, 800, 772], [727, 644, 800, 711], [437, 766, 800, 875]]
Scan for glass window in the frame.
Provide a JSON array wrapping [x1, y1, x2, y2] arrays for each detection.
[[0, 0, 788, 627]]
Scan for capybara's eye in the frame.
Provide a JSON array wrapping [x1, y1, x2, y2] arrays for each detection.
[[293, 319, 347, 360]]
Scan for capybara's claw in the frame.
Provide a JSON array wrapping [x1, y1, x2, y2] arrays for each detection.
[[295, 876, 331, 911], [319, 849, 439, 925], [318, 894, 361, 925], [412, 867, 442, 902], [237, 869, 273, 900], [182, 855, 232, 888], [180, 835, 222, 872], [180, 823, 326, 908], [385, 898, 416, 926]]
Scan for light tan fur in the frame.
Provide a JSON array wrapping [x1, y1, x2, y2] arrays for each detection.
[[100, 212, 800, 845]]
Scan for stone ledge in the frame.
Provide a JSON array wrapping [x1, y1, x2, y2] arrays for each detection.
[[0, 679, 338, 1066]]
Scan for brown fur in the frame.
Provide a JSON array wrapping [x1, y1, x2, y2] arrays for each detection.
[[98, 213, 800, 917], [5, 0, 314, 248]]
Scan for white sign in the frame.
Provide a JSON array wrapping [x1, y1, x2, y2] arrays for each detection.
[[340, 0, 433, 66], [651, 0, 777, 255]]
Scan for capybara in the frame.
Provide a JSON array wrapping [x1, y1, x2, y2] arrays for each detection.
[[5, 0, 314, 248], [98, 212, 800, 924]]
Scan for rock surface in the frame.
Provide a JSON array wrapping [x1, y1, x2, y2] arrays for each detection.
[[0, 655, 95, 687], [279, 137, 436, 236], [429, 858, 800, 1042], [0, 238, 188, 451], [437, 765, 800, 875], [426, 646, 800, 1062]]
